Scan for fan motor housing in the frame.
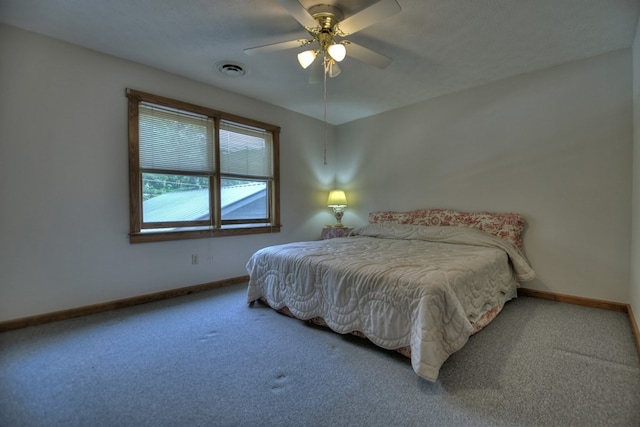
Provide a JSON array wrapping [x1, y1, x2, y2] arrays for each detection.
[[308, 4, 343, 30]]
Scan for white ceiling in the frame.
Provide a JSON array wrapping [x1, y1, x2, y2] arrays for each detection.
[[1, 0, 638, 125]]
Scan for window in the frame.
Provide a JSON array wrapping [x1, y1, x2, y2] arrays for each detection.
[[127, 89, 280, 243]]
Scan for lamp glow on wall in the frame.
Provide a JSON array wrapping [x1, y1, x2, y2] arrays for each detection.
[[327, 190, 347, 227]]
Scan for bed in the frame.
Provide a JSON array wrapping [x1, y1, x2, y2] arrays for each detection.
[[246, 209, 535, 381]]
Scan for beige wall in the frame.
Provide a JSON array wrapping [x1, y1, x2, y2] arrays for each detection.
[[631, 17, 640, 327], [0, 24, 336, 321], [337, 49, 633, 303], [1, 22, 637, 321]]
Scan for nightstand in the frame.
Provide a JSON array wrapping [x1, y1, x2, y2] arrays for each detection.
[[321, 227, 353, 240]]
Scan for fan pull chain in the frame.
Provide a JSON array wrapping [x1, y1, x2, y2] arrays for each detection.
[[323, 56, 328, 166]]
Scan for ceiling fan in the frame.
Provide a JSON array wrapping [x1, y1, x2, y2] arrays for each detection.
[[244, 0, 401, 77]]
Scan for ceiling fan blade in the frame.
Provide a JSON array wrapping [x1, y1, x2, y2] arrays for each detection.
[[244, 39, 309, 55], [277, 0, 318, 29], [337, 0, 401, 35], [346, 42, 392, 69]]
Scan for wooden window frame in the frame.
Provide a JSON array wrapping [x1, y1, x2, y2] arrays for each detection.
[[127, 89, 281, 243]]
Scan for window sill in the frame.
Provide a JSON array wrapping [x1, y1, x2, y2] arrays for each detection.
[[129, 225, 281, 244]]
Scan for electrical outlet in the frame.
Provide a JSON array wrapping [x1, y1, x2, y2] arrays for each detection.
[[191, 254, 198, 265], [207, 255, 214, 264]]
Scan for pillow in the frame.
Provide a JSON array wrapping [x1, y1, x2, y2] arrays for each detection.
[[368, 209, 526, 249]]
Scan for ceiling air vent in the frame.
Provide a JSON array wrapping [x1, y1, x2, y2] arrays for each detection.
[[217, 63, 247, 77]]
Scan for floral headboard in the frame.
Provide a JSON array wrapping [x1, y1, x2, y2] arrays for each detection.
[[369, 209, 526, 249]]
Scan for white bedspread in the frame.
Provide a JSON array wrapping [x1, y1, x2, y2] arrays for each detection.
[[246, 224, 535, 381]]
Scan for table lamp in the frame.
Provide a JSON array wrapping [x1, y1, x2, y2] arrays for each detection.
[[327, 190, 347, 227]]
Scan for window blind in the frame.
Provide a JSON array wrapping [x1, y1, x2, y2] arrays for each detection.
[[139, 103, 214, 173], [220, 121, 273, 178]]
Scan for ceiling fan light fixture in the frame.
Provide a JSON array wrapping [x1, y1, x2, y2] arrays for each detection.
[[327, 43, 346, 62], [329, 62, 342, 78], [297, 49, 317, 69], [328, 59, 341, 78]]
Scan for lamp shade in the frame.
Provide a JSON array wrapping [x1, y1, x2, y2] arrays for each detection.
[[327, 43, 346, 62], [297, 50, 317, 69], [327, 190, 347, 207]]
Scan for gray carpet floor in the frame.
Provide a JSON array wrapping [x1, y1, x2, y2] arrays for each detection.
[[1, 282, 639, 426]]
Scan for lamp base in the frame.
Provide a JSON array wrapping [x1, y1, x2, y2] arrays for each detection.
[[332, 207, 345, 228]]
